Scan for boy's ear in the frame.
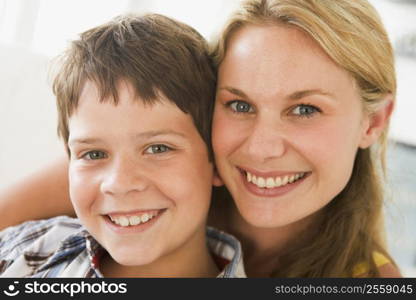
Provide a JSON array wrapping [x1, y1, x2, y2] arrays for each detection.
[[359, 94, 394, 149], [212, 168, 224, 187]]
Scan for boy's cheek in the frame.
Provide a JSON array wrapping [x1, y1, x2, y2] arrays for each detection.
[[68, 170, 97, 206]]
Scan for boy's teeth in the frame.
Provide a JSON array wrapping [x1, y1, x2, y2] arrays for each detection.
[[141, 213, 149, 223], [247, 172, 252, 182], [129, 215, 141, 226], [109, 212, 157, 227], [266, 178, 275, 188], [257, 177, 266, 188], [245, 171, 305, 189], [119, 216, 129, 227]]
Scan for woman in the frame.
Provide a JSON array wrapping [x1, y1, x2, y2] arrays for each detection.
[[0, 0, 401, 277], [208, 0, 401, 277]]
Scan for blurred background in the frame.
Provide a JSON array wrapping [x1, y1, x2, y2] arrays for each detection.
[[0, 0, 415, 276]]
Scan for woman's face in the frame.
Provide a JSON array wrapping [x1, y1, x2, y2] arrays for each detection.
[[213, 24, 371, 228]]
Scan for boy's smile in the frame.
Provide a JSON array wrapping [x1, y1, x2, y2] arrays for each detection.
[[104, 209, 166, 234], [107, 209, 163, 227], [67, 80, 215, 274]]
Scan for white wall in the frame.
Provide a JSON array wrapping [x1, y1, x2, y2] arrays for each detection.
[[369, 0, 416, 146]]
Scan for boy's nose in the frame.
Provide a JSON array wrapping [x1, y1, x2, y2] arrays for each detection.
[[100, 156, 149, 197]]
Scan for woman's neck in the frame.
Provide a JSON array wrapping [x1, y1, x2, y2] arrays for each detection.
[[223, 201, 321, 277]]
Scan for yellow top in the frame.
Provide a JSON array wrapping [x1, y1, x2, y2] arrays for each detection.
[[352, 252, 391, 277]]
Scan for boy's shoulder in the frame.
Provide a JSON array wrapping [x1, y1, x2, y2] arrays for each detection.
[[206, 227, 246, 278], [0, 216, 83, 255], [0, 216, 86, 276]]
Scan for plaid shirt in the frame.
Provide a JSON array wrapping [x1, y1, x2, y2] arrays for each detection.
[[0, 216, 246, 278]]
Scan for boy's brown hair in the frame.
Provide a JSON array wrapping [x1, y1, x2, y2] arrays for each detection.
[[53, 13, 216, 160]]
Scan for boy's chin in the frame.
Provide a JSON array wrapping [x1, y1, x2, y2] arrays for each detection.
[[109, 248, 160, 267]]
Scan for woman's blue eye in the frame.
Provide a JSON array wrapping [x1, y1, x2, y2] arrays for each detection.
[[292, 104, 320, 117], [145, 144, 172, 154], [228, 100, 254, 113], [83, 150, 107, 160]]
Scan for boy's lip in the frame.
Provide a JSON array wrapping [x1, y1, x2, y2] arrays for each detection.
[[103, 209, 167, 234], [105, 208, 165, 218]]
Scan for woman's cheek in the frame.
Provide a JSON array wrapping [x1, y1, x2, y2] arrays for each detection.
[[213, 112, 244, 158]]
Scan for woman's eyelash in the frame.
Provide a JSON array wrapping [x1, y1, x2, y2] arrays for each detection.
[[291, 104, 322, 118], [225, 100, 255, 113], [223, 100, 321, 118]]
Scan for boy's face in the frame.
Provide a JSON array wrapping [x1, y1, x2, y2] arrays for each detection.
[[67, 80, 214, 268]]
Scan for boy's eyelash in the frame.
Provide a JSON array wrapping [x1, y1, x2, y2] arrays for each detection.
[[79, 150, 107, 160], [144, 144, 175, 154]]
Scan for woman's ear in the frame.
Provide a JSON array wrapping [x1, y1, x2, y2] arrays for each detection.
[[212, 168, 224, 187], [359, 94, 394, 149]]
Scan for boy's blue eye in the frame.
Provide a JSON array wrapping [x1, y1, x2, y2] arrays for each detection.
[[83, 150, 107, 160], [145, 144, 172, 154], [292, 104, 320, 117], [227, 100, 254, 113]]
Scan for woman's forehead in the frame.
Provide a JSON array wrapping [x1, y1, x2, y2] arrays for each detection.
[[218, 24, 355, 99]]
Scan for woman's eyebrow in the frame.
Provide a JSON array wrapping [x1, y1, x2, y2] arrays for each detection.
[[287, 89, 335, 101], [219, 86, 335, 102], [218, 86, 250, 99]]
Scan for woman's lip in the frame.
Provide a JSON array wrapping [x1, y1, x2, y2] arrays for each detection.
[[237, 166, 310, 178], [239, 169, 311, 197]]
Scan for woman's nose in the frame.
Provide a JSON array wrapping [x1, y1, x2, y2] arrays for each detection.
[[242, 117, 287, 163]]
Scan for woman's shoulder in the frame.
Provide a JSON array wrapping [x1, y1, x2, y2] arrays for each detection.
[[353, 251, 402, 278], [377, 262, 402, 277]]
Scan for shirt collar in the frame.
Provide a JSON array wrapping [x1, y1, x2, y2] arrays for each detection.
[[36, 228, 102, 274], [206, 226, 246, 278], [37, 225, 246, 278]]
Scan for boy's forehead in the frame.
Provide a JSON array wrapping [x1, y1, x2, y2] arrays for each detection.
[[78, 80, 132, 104], [70, 81, 199, 141], [78, 79, 172, 108]]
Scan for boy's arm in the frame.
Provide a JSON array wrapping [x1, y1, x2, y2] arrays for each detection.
[[0, 157, 75, 230]]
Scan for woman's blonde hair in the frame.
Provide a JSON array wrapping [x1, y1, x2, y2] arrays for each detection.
[[212, 0, 396, 277]]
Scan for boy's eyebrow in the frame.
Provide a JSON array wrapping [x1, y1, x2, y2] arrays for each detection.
[[68, 138, 103, 147], [218, 86, 334, 101], [134, 130, 187, 140], [68, 130, 187, 146]]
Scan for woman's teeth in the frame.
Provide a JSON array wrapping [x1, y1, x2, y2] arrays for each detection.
[[246, 171, 306, 189], [109, 211, 159, 227]]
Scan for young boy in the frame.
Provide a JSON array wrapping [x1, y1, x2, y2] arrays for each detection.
[[0, 14, 245, 278]]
